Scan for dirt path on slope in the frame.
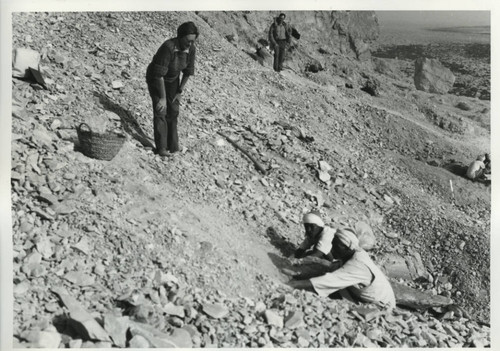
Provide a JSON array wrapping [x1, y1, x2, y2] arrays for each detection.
[[102, 142, 291, 299]]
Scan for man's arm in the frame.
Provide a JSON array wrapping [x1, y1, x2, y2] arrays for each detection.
[[268, 24, 277, 47], [178, 74, 190, 93], [285, 23, 292, 44], [148, 44, 172, 112], [288, 279, 314, 292]]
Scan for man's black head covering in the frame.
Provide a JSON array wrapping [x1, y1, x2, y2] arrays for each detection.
[[177, 21, 199, 39], [279, 13, 286, 18]]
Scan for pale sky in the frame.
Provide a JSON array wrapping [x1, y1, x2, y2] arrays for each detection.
[[377, 11, 490, 27]]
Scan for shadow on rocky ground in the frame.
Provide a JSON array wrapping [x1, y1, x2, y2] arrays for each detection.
[[95, 92, 154, 149], [441, 161, 468, 178], [265, 227, 296, 258]]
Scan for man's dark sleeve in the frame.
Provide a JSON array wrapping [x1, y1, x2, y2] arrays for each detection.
[[150, 43, 171, 78], [294, 248, 306, 258], [268, 23, 277, 47], [286, 23, 292, 43], [147, 43, 171, 99]]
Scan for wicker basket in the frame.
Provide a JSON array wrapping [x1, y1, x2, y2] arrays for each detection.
[[77, 123, 126, 161]]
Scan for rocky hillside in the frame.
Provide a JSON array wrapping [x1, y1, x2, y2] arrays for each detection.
[[11, 11, 490, 348]]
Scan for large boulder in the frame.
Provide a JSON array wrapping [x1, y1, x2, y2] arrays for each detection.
[[414, 57, 455, 94]]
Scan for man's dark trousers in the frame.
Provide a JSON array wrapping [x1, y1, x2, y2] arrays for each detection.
[[273, 39, 287, 72], [148, 78, 180, 153]]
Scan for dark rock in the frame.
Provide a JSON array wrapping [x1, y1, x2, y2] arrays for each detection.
[[361, 77, 381, 96], [392, 281, 453, 310], [456, 102, 472, 111]]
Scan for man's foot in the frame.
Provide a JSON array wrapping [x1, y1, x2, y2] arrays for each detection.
[[158, 149, 169, 157]]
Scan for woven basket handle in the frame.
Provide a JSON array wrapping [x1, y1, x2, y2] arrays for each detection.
[[78, 123, 93, 133]]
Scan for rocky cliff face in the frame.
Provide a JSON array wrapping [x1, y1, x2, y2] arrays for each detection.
[[197, 11, 379, 62]]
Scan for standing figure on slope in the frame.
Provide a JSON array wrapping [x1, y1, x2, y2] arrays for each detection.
[[146, 22, 198, 157], [268, 13, 292, 72]]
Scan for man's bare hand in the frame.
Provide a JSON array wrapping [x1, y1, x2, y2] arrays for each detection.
[[155, 98, 166, 113]]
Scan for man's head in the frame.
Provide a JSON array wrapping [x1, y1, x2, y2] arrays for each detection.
[[332, 229, 359, 260], [277, 13, 286, 23], [177, 22, 199, 50], [302, 211, 324, 240], [477, 154, 486, 162]]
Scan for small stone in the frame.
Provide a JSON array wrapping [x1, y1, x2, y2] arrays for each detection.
[[72, 237, 91, 255], [69, 339, 83, 348], [255, 301, 266, 313], [264, 309, 283, 328], [318, 160, 332, 172], [37, 193, 59, 205], [21, 330, 62, 348], [112, 80, 124, 89], [103, 314, 129, 348], [456, 102, 471, 111], [202, 303, 229, 319], [32, 128, 54, 148], [14, 281, 30, 295], [63, 271, 96, 286], [50, 119, 63, 130], [36, 237, 53, 259], [384, 231, 399, 238], [284, 311, 304, 329], [129, 335, 150, 348], [384, 194, 394, 204], [164, 302, 185, 318], [318, 170, 331, 183], [169, 327, 193, 348], [52, 200, 77, 214]]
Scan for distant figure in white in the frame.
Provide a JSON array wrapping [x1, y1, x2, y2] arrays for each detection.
[[466, 154, 486, 181], [288, 212, 396, 309]]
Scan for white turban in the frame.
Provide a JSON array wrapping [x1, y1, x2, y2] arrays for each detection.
[[302, 212, 324, 227], [335, 228, 360, 250]]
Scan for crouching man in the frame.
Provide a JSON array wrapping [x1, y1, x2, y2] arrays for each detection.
[[294, 211, 336, 260], [289, 227, 396, 309]]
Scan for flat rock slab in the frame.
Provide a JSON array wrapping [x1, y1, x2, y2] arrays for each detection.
[[128, 320, 185, 348], [52, 288, 111, 342], [284, 310, 304, 329], [103, 314, 129, 348], [20, 330, 62, 348], [63, 271, 96, 286], [264, 309, 283, 328], [202, 303, 229, 319], [164, 302, 185, 318], [392, 281, 453, 310]]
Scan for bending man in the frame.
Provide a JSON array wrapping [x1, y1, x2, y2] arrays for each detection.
[[146, 22, 198, 156], [289, 228, 396, 309]]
